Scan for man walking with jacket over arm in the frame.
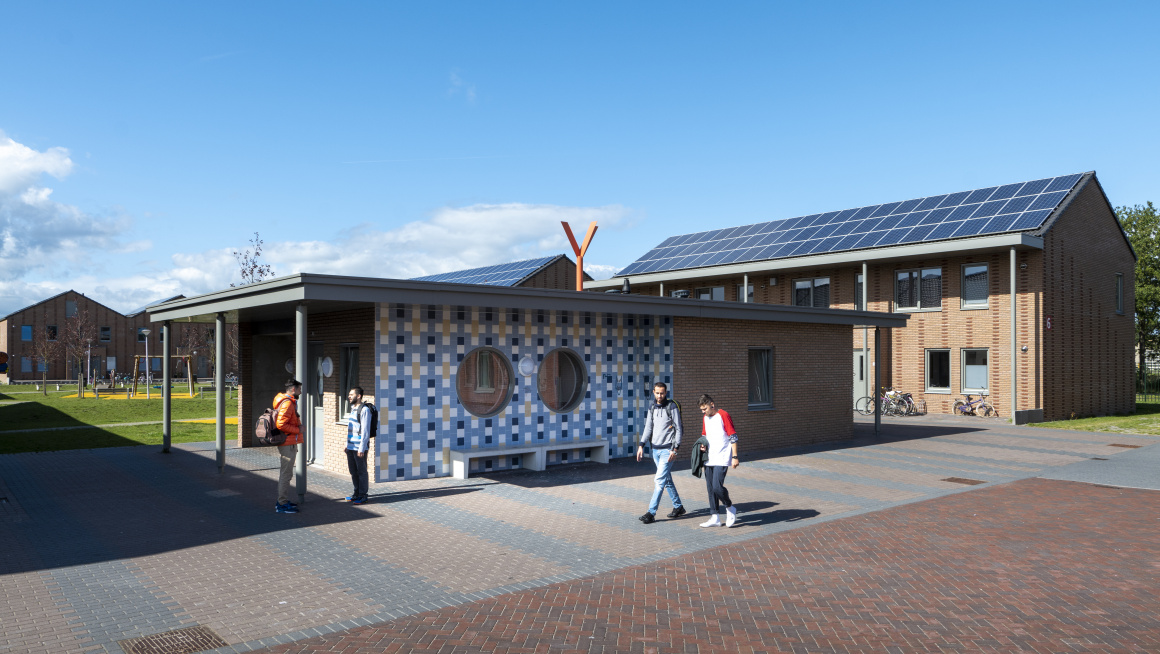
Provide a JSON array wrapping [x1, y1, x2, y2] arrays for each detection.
[[637, 381, 685, 524]]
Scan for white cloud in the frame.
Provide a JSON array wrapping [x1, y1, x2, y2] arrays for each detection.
[[0, 132, 73, 195], [448, 69, 477, 104]]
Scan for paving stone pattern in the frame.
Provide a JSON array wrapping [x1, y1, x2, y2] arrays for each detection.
[[0, 418, 1157, 653]]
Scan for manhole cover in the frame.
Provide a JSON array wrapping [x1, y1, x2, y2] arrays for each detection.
[[1108, 444, 1141, 448], [118, 625, 228, 654], [942, 477, 986, 485]]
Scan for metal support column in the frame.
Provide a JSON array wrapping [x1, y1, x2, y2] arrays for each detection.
[[874, 326, 881, 438], [162, 321, 171, 453], [743, 274, 749, 303], [295, 303, 308, 504], [659, 282, 664, 297], [862, 261, 868, 401], [215, 312, 226, 473], [1010, 247, 1017, 422]]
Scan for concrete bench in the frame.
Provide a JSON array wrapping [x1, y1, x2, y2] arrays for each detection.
[[450, 440, 610, 479]]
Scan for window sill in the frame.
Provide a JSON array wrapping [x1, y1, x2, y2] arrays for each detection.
[[962, 389, 989, 395], [747, 405, 776, 411], [894, 307, 943, 313], [960, 304, 989, 311], [925, 388, 951, 394]]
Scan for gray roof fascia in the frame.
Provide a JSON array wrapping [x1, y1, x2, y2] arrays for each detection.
[[588, 232, 1045, 289], [148, 272, 907, 329]]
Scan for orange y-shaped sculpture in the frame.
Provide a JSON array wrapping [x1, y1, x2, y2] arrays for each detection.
[[561, 221, 598, 291]]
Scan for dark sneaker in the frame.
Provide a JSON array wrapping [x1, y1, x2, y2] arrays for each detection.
[[351, 497, 367, 505], [638, 512, 656, 524], [666, 506, 687, 519], [275, 502, 298, 514]]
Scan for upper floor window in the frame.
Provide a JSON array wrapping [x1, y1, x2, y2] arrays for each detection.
[[793, 277, 830, 308], [137, 327, 148, 342], [962, 264, 989, 309], [695, 286, 725, 301], [1115, 273, 1124, 314], [66, 300, 77, 318], [46, 325, 57, 341], [21, 325, 31, 341], [896, 268, 942, 311], [855, 273, 864, 311], [99, 326, 111, 342], [735, 284, 754, 303]]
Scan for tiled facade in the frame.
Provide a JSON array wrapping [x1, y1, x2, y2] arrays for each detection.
[[377, 304, 674, 481]]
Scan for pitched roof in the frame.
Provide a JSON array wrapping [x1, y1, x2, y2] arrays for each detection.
[[410, 255, 573, 287], [615, 172, 1091, 278]]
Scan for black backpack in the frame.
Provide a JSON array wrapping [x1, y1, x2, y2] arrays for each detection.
[[255, 398, 291, 446], [360, 402, 378, 439]]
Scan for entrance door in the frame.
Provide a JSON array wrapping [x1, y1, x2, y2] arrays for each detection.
[[306, 342, 325, 465], [853, 350, 868, 406]]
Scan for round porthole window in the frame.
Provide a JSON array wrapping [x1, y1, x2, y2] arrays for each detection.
[[537, 348, 587, 413], [455, 347, 515, 418]]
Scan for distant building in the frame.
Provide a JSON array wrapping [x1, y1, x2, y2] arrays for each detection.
[[588, 171, 1135, 423], [0, 290, 237, 383]]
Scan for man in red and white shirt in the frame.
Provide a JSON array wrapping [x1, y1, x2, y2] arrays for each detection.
[[698, 394, 739, 527]]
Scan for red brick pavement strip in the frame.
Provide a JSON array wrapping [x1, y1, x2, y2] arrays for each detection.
[[253, 478, 1160, 654]]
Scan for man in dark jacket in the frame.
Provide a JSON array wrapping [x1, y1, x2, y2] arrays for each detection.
[[636, 381, 685, 523]]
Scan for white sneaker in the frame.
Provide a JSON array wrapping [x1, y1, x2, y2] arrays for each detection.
[[726, 506, 737, 527], [699, 516, 721, 528]]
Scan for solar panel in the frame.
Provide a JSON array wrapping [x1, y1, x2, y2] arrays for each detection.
[[412, 255, 560, 286], [615, 172, 1088, 278]]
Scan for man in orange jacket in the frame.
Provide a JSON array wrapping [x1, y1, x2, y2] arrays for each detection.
[[273, 379, 304, 514]]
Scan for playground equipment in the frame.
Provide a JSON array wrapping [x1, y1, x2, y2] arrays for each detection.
[[130, 355, 195, 397]]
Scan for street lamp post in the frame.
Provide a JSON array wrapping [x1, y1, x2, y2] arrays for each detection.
[[86, 339, 92, 395], [141, 328, 152, 400]]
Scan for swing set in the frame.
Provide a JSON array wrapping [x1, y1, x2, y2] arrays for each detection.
[[131, 355, 196, 397]]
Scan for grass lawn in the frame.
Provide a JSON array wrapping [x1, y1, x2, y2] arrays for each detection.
[[1030, 403, 1160, 435], [0, 422, 221, 454], [0, 395, 237, 431]]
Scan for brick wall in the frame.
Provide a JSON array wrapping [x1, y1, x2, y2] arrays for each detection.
[[672, 317, 853, 452], [1042, 181, 1136, 419]]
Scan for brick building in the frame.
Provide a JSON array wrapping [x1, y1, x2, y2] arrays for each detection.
[[0, 290, 237, 383], [587, 171, 1135, 423], [148, 274, 903, 493]]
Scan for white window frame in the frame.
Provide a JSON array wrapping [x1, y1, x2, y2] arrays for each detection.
[[1115, 273, 1124, 314], [961, 348, 989, 394], [895, 268, 942, 312], [925, 348, 951, 394], [961, 263, 989, 310], [747, 347, 774, 409], [793, 277, 831, 308]]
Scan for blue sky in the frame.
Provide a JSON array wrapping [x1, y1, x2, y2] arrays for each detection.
[[1, 1, 1157, 315]]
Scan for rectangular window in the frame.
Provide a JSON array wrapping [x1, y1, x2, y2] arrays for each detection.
[[925, 349, 950, 393], [152, 358, 161, 371], [66, 300, 77, 318], [21, 325, 31, 341], [961, 349, 989, 393], [37, 359, 45, 373], [99, 326, 111, 342], [793, 277, 830, 308], [855, 273, 864, 311], [962, 264, 989, 308], [896, 268, 942, 311], [735, 284, 754, 302], [1115, 273, 1124, 314], [476, 349, 495, 392], [339, 345, 360, 418], [137, 327, 148, 342], [46, 325, 57, 341], [695, 286, 725, 301], [106, 356, 116, 372], [21, 357, 31, 373], [747, 347, 773, 408]]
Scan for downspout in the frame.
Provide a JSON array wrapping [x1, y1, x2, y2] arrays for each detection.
[[1010, 247, 1017, 423], [743, 274, 749, 303]]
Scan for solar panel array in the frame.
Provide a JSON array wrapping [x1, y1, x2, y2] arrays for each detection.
[[411, 255, 560, 286], [616, 173, 1086, 278]]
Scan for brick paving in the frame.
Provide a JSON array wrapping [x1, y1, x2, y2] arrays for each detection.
[[0, 416, 1157, 653]]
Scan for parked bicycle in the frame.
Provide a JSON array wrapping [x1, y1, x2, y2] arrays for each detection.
[[952, 393, 996, 417], [856, 387, 922, 416]]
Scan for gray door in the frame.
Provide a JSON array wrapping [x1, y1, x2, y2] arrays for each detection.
[[306, 342, 325, 465], [853, 350, 868, 405]]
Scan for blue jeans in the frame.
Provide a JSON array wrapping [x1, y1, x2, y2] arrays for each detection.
[[648, 447, 682, 514]]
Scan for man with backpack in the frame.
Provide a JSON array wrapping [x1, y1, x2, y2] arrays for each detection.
[[273, 379, 303, 514], [636, 381, 685, 524], [345, 386, 375, 505]]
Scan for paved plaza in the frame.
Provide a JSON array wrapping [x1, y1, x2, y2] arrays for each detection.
[[2, 416, 1158, 653]]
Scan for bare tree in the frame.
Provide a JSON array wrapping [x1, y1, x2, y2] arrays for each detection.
[[231, 232, 273, 287], [176, 323, 208, 378], [29, 316, 62, 396], [59, 308, 97, 397]]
